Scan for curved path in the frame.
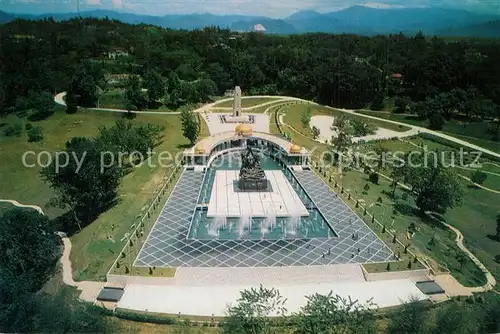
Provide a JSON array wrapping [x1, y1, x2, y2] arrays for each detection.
[[426, 212, 497, 293], [55, 91, 500, 159], [0, 199, 44, 215], [0, 197, 104, 302]]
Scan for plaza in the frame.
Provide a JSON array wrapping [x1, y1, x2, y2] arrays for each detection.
[[134, 120, 394, 267]]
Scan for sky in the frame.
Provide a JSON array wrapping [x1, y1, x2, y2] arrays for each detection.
[[1, 0, 500, 17]]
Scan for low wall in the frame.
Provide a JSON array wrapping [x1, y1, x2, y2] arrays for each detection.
[[107, 274, 176, 286], [362, 266, 430, 282]]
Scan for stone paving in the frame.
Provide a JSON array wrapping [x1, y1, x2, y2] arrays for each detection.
[[135, 167, 393, 268]]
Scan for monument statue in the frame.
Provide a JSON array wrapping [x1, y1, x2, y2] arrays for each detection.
[[232, 86, 242, 117], [224, 86, 248, 123], [238, 146, 268, 191]]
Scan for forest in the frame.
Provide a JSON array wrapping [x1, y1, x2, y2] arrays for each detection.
[[0, 17, 499, 137]]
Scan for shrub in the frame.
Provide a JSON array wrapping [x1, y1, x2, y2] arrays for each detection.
[[494, 255, 500, 264], [369, 172, 379, 184], [114, 308, 177, 325], [27, 126, 44, 142], [3, 123, 22, 137], [25, 123, 33, 130], [470, 170, 487, 185]]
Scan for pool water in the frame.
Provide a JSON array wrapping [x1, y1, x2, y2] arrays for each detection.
[[189, 151, 338, 241]]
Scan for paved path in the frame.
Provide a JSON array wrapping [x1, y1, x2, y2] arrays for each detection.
[[0, 199, 44, 215], [0, 197, 103, 302], [55, 91, 500, 159], [426, 213, 497, 293]]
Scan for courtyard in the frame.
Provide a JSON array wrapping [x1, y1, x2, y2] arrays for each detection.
[[134, 141, 394, 268]]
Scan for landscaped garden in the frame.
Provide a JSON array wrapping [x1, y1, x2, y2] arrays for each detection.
[[276, 102, 500, 287]]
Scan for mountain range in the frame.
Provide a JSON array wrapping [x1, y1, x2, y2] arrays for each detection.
[[1, 5, 500, 37]]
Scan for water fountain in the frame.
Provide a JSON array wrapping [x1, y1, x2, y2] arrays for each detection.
[[208, 215, 227, 237], [261, 206, 277, 237], [238, 214, 251, 239]]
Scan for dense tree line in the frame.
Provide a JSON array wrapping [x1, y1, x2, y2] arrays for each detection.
[[1, 18, 499, 137]]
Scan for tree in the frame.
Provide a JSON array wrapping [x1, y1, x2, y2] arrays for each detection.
[[394, 96, 410, 113], [406, 154, 464, 214], [456, 252, 467, 271], [221, 285, 287, 334], [369, 172, 379, 185], [428, 113, 446, 130], [387, 297, 429, 334], [29, 91, 55, 120], [68, 67, 98, 108], [65, 91, 78, 114], [196, 78, 217, 102], [351, 119, 376, 137], [0, 208, 60, 330], [124, 75, 147, 111], [0, 208, 59, 289], [470, 170, 487, 185], [98, 119, 164, 159], [294, 292, 376, 334], [300, 107, 312, 129], [41, 137, 123, 228], [27, 126, 43, 142], [312, 126, 320, 140], [144, 69, 165, 107], [432, 302, 480, 334], [180, 108, 199, 145]]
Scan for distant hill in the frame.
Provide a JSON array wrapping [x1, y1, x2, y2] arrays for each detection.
[[438, 20, 500, 38], [231, 19, 297, 34], [1, 6, 499, 37], [0, 11, 15, 23]]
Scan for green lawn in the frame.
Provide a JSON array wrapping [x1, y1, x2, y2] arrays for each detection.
[[277, 118, 493, 286], [0, 108, 189, 281], [282, 104, 411, 139], [356, 110, 500, 154], [214, 97, 282, 108]]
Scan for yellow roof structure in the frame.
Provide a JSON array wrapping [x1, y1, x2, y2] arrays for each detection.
[[290, 144, 301, 154], [235, 124, 253, 137], [194, 145, 205, 154]]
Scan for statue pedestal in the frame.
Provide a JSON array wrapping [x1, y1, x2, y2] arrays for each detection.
[[238, 179, 270, 191]]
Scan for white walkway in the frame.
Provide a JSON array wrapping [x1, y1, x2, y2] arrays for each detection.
[[118, 279, 428, 316], [204, 113, 270, 134]]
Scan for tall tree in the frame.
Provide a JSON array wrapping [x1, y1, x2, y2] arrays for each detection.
[[180, 109, 199, 145], [144, 69, 165, 107], [124, 75, 147, 111], [406, 153, 465, 214], [41, 137, 123, 228], [0, 208, 60, 330]]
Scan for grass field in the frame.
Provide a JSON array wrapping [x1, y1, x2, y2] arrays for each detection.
[[213, 97, 283, 108], [356, 110, 500, 154], [0, 108, 190, 281], [277, 115, 495, 286], [282, 104, 411, 139]]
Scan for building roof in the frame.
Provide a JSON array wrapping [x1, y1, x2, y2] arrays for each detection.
[[97, 287, 125, 302], [415, 281, 445, 295], [185, 131, 309, 156]]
